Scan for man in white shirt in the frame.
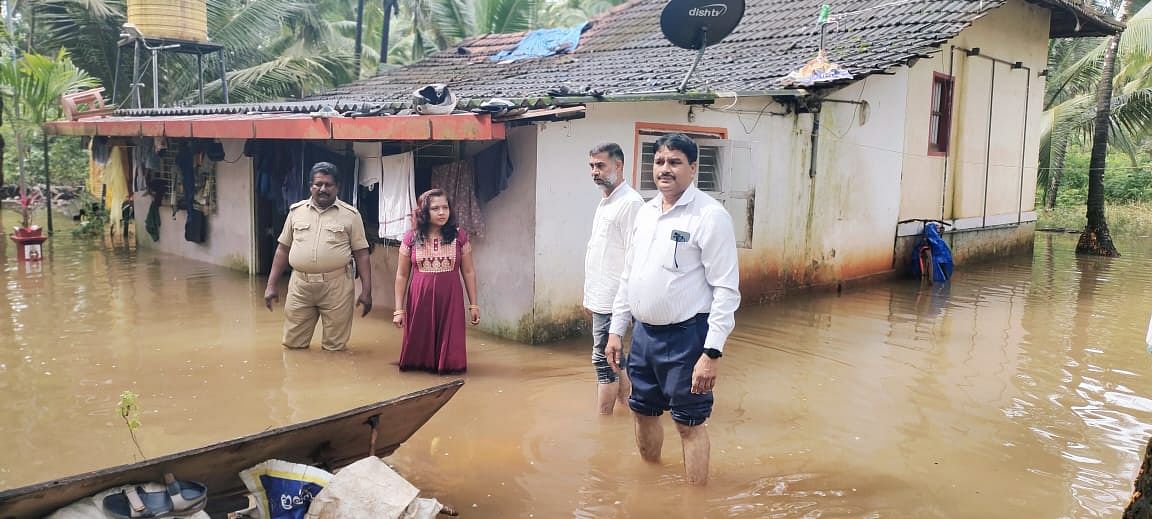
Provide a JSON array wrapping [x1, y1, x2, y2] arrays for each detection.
[[605, 133, 741, 485], [584, 142, 645, 415]]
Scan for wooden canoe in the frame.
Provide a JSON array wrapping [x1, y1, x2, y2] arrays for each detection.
[[0, 379, 463, 518]]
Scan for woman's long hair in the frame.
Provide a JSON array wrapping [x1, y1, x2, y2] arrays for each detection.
[[414, 189, 458, 244]]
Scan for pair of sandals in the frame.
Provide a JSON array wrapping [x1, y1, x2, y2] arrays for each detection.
[[102, 473, 207, 518]]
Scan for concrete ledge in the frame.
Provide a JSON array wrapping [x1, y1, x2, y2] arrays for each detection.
[[893, 222, 1035, 276]]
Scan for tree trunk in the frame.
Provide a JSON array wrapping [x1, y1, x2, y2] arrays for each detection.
[[16, 131, 28, 229], [379, 0, 396, 69], [0, 134, 5, 194], [353, 0, 366, 76], [1076, 0, 1128, 257], [1125, 436, 1152, 518], [43, 133, 52, 234], [1045, 131, 1068, 208]]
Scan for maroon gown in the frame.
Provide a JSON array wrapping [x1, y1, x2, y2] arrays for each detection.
[[398, 229, 469, 373]]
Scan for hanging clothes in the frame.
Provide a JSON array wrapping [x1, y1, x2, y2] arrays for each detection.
[[472, 141, 513, 204], [378, 152, 415, 240], [430, 160, 485, 239], [176, 146, 196, 211], [87, 141, 105, 197], [103, 147, 130, 227], [353, 142, 384, 188]]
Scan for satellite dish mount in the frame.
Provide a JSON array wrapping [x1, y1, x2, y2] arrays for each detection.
[[660, 0, 746, 93]]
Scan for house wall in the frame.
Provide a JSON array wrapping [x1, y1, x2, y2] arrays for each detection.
[[532, 79, 907, 331], [897, 0, 1048, 263], [134, 139, 254, 272], [470, 126, 538, 341]]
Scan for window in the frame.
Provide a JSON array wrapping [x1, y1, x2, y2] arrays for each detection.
[[929, 72, 954, 155], [637, 139, 721, 192], [149, 146, 218, 214], [633, 124, 754, 248]]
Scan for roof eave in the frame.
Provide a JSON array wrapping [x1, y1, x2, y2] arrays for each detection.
[[1033, 0, 1125, 37], [552, 88, 810, 106]]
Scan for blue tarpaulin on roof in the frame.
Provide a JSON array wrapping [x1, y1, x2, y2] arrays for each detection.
[[491, 23, 590, 63]]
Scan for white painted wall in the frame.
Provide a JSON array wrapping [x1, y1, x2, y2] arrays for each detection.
[[135, 140, 254, 272], [534, 79, 907, 310], [899, 0, 1048, 227], [470, 126, 538, 339]]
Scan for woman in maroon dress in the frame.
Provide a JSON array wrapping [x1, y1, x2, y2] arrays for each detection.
[[393, 189, 480, 373]]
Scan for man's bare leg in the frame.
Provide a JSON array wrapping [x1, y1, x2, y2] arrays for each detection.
[[677, 422, 710, 485], [634, 413, 663, 462], [597, 381, 620, 415], [617, 372, 631, 408]]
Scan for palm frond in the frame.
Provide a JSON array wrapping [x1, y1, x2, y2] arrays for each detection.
[[428, 0, 475, 42], [476, 0, 538, 34]]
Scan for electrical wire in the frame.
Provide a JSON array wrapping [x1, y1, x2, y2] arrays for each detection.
[[823, 77, 869, 140]]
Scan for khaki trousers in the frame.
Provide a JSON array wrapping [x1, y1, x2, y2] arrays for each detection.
[[283, 267, 355, 351]]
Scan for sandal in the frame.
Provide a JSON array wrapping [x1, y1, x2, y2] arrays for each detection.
[[164, 473, 207, 514], [101, 474, 208, 518]]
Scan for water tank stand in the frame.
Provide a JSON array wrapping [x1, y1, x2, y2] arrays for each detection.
[[113, 35, 229, 109]]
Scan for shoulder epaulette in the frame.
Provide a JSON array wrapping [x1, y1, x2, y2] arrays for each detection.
[[337, 200, 361, 214], [289, 200, 309, 209]]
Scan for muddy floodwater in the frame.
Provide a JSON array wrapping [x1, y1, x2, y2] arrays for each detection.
[[3, 210, 1152, 518]]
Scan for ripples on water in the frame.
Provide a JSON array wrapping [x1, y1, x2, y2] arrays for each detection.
[[3, 212, 1152, 517]]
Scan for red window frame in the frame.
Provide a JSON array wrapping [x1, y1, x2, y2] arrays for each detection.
[[928, 72, 954, 156]]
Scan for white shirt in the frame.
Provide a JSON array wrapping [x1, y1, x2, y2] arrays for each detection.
[[609, 186, 741, 352], [583, 182, 644, 313]]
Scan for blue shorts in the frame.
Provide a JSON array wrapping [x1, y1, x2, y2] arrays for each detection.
[[627, 313, 712, 426]]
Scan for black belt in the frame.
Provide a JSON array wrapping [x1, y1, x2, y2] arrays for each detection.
[[639, 313, 708, 330]]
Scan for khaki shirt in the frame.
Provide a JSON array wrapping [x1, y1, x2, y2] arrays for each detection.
[[278, 199, 369, 273]]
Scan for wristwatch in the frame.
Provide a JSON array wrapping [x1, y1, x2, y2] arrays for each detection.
[[703, 348, 722, 359]]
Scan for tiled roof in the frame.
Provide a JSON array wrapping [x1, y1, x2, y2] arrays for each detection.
[[112, 0, 1118, 117], [307, 0, 1120, 106]]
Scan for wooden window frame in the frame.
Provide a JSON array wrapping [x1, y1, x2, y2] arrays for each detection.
[[928, 72, 954, 156]]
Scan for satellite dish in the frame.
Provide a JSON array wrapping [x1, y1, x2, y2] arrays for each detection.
[[659, 0, 746, 91], [660, 0, 745, 50]]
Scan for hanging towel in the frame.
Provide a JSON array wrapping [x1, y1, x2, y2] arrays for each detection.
[[377, 152, 415, 240]]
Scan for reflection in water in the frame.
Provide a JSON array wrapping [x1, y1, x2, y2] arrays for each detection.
[[3, 212, 1152, 517]]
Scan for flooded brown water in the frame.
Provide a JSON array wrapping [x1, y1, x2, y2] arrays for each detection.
[[3, 209, 1152, 518]]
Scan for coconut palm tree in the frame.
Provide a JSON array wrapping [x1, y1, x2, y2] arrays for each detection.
[[1077, 0, 1134, 256], [0, 49, 98, 229], [1040, 0, 1152, 215]]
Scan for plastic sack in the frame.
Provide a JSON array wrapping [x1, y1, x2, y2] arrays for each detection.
[[240, 460, 333, 519], [305, 457, 444, 519]]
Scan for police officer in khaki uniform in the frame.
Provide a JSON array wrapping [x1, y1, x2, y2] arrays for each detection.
[[264, 162, 373, 351]]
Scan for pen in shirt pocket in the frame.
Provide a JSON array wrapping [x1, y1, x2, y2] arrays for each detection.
[[670, 230, 690, 268]]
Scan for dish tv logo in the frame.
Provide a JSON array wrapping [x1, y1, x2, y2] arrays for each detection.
[[688, 3, 727, 17]]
